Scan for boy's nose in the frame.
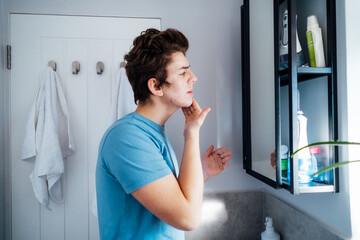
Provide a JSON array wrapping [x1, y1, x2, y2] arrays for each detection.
[[189, 70, 197, 83]]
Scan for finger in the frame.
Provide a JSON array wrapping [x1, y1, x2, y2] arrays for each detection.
[[198, 107, 211, 123], [271, 159, 276, 169], [205, 145, 214, 156], [189, 105, 195, 112], [221, 156, 231, 164], [191, 98, 201, 111], [220, 151, 232, 158], [182, 108, 187, 115], [223, 162, 230, 168], [182, 107, 190, 116], [214, 147, 227, 154], [271, 162, 276, 169]]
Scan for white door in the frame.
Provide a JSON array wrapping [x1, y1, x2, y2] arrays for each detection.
[[10, 14, 160, 240]]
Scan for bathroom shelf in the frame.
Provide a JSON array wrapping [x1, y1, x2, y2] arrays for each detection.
[[279, 0, 338, 195], [298, 182, 335, 194], [281, 180, 335, 193], [280, 67, 332, 86]]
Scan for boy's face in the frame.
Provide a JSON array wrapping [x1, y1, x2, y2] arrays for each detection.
[[162, 51, 197, 109]]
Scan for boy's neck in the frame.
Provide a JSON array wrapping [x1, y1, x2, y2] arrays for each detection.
[[135, 98, 177, 126]]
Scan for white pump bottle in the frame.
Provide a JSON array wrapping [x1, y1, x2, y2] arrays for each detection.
[[261, 217, 280, 240]]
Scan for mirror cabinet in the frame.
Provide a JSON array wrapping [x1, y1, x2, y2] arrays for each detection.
[[241, 0, 338, 194]]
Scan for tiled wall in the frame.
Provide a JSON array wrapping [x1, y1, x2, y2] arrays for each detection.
[[263, 193, 343, 240], [186, 191, 343, 240]]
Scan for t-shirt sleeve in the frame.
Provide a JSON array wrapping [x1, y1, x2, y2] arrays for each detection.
[[101, 124, 172, 194]]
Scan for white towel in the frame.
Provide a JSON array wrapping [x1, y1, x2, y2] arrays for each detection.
[[109, 67, 137, 123], [22, 67, 75, 208], [92, 67, 136, 217]]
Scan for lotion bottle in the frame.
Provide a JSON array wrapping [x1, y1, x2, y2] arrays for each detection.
[[306, 15, 326, 67], [261, 217, 280, 240]]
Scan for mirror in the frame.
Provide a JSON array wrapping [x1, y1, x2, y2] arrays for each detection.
[[243, 0, 339, 193], [242, 0, 277, 184]]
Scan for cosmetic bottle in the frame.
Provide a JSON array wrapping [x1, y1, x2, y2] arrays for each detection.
[[261, 217, 280, 240], [306, 15, 326, 67]]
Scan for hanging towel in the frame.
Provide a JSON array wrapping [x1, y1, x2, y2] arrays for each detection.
[[109, 67, 137, 123], [22, 66, 75, 208], [92, 67, 136, 217]]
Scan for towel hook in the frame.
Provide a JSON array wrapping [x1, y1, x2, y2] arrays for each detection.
[[120, 61, 126, 68], [96, 61, 104, 75], [72, 61, 80, 75], [48, 60, 56, 71]]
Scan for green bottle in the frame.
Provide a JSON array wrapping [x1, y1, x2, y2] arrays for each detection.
[[306, 15, 325, 67], [306, 31, 316, 67]]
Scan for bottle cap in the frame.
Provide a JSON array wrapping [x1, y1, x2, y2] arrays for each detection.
[[307, 15, 319, 30], [310, 146, 321, 154]]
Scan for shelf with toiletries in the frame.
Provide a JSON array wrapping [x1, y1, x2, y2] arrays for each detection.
[[278, 0, 330, 71], [241, 0, 338, 194], [280, 67, 332, 86], [279, 76, 336, 193], [277, 0, 338, 194]]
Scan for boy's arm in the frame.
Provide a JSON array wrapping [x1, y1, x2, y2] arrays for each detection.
[[132, 99, 210, 231]]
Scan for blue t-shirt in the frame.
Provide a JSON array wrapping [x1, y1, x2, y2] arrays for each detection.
[[96, 112, 184, 240]]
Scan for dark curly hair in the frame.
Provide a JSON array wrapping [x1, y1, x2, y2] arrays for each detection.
[[124, 28, 189, 104]]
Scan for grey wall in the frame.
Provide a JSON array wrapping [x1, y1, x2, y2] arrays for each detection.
[[186, 191, 342, 240], [263, 192, 343, 240], [0, 0, 353, 239], [187, 191, 264, 240]]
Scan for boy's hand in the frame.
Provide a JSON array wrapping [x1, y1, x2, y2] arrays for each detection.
[[202, 145, 232, 181], [182, 98, 211, 137]]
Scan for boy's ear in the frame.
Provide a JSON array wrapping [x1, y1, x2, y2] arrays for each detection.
[[147, 78, 164, 96]]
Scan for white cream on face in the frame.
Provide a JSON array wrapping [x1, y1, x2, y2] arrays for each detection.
[[162, 52, 197, 109]]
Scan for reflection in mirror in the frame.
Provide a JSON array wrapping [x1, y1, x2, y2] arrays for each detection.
[[281, 78, 332, 185], [249, 0, 276, 181], [279, 0, 289, 185]]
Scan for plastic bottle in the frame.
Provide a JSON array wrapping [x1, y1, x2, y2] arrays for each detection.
[[280, 145, 289, 181], [310, 146, 324, 182], [306, 15, 325, 67], [297, 110, 315, 184], [261, 217, 280, 240], [279, 9, 305, 70]]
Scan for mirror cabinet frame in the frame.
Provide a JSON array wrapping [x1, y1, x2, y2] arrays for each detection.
[[241, 0, 339, 194]]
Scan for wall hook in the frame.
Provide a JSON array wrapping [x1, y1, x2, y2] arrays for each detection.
[[96, 61, 104, 75], [72, 61, 80, 75], [48, 60, 56, 71], [120, 61, 126, 68]]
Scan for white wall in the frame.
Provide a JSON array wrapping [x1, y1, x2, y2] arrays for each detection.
[[1, 0, 356, 239], [345, 0, 360, 239], [0, 0, 6, 238]]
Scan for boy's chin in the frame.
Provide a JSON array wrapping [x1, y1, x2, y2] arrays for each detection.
[[184, 101, 192, 108]]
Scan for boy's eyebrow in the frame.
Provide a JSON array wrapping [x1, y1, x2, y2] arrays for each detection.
[[179, 65, 190, 70]]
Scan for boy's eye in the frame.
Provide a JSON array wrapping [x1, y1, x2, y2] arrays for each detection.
[[180, 72, 186, 76]]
